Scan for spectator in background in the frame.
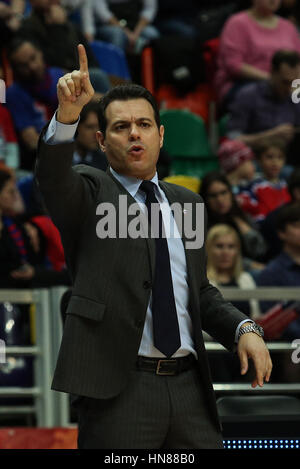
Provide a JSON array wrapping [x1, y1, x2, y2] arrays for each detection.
[[215, 0, 300, 105], [217, 139, 256, 193], [0, 0, 25, 38], [257, 202, 300, 339], [226, 50, 300, 166], [0, 167, 70, 287], [73, 101, 108, 171], [200, 171, 267, 268], [154, 0, 199, 38], [81, 0, 159, 53], [206, 224, 261, 319], [0, 0, 25, 73], [19, 0, 111, 92], [205, 222, 260, 383], [237, 138, 291, 222], [260, 167, 300, 259], [59, 0, 87, 17], [0, 104, 19, 170], [6, 38, 63, 170]]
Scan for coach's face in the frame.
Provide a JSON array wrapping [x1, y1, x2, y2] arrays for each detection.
[[96, 99, 164, 180]]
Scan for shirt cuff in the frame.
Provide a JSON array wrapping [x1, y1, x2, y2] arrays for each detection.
[[235, 319, 254, 343], [44, 111, 80, 144]]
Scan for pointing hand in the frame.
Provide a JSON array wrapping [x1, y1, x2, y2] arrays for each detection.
[[57, 44, 95, 124]]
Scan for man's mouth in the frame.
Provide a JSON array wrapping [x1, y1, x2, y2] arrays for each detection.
[[128, 144, 145, 157]]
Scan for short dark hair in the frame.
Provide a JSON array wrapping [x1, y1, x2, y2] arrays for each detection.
[[254, 137, 287, 159], [271, 50, 300, 71], [74, 102, 100, 139], [97, 84, 160, 136], [276, 202, 300, 232], [199, 170, 250, 224], [79, 101, 100, 125]]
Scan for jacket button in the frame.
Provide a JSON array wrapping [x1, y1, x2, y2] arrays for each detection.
[[143, 281, 151, 289]]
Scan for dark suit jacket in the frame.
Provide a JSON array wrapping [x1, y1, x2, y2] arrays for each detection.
[[35, 132, 248, 430]]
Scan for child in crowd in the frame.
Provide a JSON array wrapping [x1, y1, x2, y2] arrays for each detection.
[[217, 139, 256, 194], [237, 138, 291, 222]]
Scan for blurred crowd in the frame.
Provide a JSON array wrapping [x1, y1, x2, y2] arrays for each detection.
[[0, 0, 300, 346]]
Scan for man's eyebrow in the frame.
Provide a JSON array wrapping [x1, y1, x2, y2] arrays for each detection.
[[112, 117, 153, 125]]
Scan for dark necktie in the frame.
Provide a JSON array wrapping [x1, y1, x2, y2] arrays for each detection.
[[140, 180, 181, 358]]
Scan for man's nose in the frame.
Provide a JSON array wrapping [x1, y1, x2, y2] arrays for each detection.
[[129, 124, 140, 140]]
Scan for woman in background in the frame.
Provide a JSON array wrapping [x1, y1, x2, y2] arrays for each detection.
[[205, 223, 261, 382], [215, 0, 300, 104], [200, 171, 267, 271], [206, 223, 260, 319]]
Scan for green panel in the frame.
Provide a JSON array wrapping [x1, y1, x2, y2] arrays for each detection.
[[171, 156, 219, 179], [160, 109, 214, 158], [218, 114, 229, 138]]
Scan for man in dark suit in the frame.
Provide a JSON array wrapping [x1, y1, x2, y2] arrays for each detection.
[[35, 44, 272, 449]]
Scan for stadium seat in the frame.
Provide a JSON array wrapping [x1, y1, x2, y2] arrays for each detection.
[[203, 38, 220, 85], [141, 46, 215, 123], [163, 175, 201, 193], [160, 109, 219, 178], [160, 109, 212, 157], [90, 40, 131, 81], [141, 46, 155, 95]]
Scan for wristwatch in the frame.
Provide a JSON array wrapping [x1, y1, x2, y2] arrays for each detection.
[[238, 323, 264, 339]]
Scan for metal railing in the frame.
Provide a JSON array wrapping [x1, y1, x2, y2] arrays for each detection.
[[210, 286, 300, 394], [0, 288, 64, 427], [0, 286, 299, 427], [219, 286, 300, 302]]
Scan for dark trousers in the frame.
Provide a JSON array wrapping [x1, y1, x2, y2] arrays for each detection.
[[75, 367, 223, 449]]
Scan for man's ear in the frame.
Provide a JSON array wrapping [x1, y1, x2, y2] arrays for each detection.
[[159, 125, 164, 149], [96, 131, 105, 152]]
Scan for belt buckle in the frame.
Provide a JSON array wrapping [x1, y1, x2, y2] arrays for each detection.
[[156, 359, 177, 376]]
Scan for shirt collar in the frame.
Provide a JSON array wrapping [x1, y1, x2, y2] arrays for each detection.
[[109, 166, 160, 199]]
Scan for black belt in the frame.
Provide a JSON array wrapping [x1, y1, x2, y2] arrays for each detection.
[[136, 354, 196, 376]]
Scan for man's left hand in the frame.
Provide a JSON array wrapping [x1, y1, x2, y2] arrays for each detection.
[[237, 331, 273, 388]]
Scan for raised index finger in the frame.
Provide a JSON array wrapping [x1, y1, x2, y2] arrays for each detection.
[[78, 43, 88, 73]]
